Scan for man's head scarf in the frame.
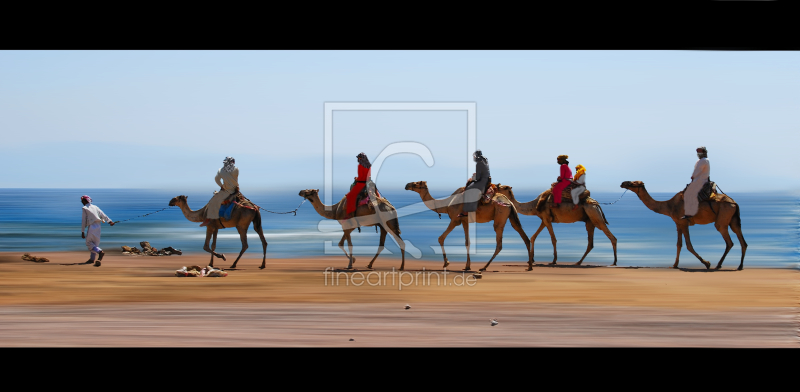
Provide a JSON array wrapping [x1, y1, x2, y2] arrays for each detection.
[[473, 150, 488, 163], [357, 152, 371, 169], [222, 157, 236, 173], [81, 195, 92, 204], [696, 146, 707, 159], [557, 155, 569, 165], [574, 164, 586, 181]]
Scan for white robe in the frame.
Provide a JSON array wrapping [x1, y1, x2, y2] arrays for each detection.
[[570, 175, 586, 206], [206, 167, 239, 219], [684, 157, 710, 216], [81, 204, 111, 254]]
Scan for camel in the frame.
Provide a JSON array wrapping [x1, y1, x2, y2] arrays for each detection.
[[168, 195, 268, 269], [298, 188, 406, 271], [619, 181, 747, 270], [404, 181, 532, 271], [494, 184, 618, 266]]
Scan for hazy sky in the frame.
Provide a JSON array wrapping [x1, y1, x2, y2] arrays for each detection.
[[2, 50, 798, 194]]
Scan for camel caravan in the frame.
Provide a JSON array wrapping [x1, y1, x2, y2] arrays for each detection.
[[148, 147, 747, 272]]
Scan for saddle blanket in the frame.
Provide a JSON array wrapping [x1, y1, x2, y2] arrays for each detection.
[[219, 202, 235, 220]]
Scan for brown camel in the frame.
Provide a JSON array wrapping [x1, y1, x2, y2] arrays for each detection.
[[404, 181, 532, 271], [494, 184, 618, 266], [298, 188, 406, 271], [619, 181, 747, 270], [168, 195, 268, 269]]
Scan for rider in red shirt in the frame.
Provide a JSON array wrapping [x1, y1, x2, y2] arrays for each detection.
[[345, 153, 371, 217], [552, 154, 572, 208]]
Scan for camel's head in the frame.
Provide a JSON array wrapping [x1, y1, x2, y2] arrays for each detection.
[[404, 181, 427, 192], [299, 189, 319, 200], [495, 183, 513, 197], [169, 195, 188, 206], [620, 181, 645, 190]]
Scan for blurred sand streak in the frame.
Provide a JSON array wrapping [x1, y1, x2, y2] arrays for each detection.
[[0, 251, 797, 347]]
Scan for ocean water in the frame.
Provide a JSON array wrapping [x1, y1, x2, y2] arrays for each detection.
[[0, 188, 797, 269]]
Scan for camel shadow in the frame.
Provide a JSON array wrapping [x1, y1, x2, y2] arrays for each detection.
[[678, 267, 739, 273], [528, 263, 605, 269]]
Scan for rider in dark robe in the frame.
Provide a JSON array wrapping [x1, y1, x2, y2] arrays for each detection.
[[458, 150, 490, 218]]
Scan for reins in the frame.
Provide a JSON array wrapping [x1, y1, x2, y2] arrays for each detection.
[[597, 189, 629, 205], [112, 206, 175, 224], [237, 194, 307, 216]]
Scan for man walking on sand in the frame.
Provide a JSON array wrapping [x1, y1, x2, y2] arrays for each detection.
[[81, 195, 114, 267]]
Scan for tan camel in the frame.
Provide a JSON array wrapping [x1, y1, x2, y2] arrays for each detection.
[[298, 188, 406, 271], [619, 181, 747, 270], [494, 184, 618, 266], [168, 195, 268, 269], [404, 181, 532, 271]]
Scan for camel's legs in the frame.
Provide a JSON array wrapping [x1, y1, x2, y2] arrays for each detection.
[[506, 209, 533, 267], [713, 221, 735, 270], [576, 221, 595, 266], [256, 225, 268, 270], [729, 220, 747, 271], [383, 221, 406, 271], [462, 219, 471, 271], [367, 226, 387, 270], [529, 221, 548, 264], [438, 219, 461, 269], [586, 206, 618, 266], [681, 227, 711, 269], [229, 225, 249, 269], [337, 229, 356, 269], [673, 227, 683, 268], [544, 223, 558, 265], [203, 227, 226, 267], [480, 218, 506, 271]]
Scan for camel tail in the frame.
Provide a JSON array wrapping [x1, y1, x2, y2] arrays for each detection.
[[509, 204, 523, 232], [732, 203, 741, 228], [388, 217, 401, 236], [596, 204, 609, 226], [253, 210, 263, 232]]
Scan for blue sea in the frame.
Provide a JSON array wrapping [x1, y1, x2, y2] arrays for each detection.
[[1, 188, 797, 269]]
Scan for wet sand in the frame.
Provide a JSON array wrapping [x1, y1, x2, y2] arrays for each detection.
[[1, 251, 797, 347]]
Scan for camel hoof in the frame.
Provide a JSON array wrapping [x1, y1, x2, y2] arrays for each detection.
[[220, 254, 227, 261], [703, 262, 710, 270], [259, 266, 265, 270]]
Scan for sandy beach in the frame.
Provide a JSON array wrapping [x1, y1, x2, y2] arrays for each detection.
[[1, 250, 797, 347]]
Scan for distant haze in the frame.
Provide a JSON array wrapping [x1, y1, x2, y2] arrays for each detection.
[[1, 50, 798, 194]]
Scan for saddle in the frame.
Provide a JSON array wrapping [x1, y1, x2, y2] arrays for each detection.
[[355, 179, 382, 207], [535, 183, 592, 212], [681, 180, 718, 202], [219, 188, 259, 215], [464, 176, 495, 205]]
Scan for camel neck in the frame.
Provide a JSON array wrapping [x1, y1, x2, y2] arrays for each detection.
[[178, 202, 206, 222], [416, 188, 452, 214], [308, 198, 340, 220], [502, 191, 537, 215], [633, 187, 672, 216]]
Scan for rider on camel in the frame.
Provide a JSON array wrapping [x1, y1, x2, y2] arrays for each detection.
[[551, 154, 572, 209], [345, 152, 372, 219]]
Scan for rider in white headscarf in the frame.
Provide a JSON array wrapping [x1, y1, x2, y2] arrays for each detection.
[[201, 157, 240, 227], [682, 146, 710, 220]]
